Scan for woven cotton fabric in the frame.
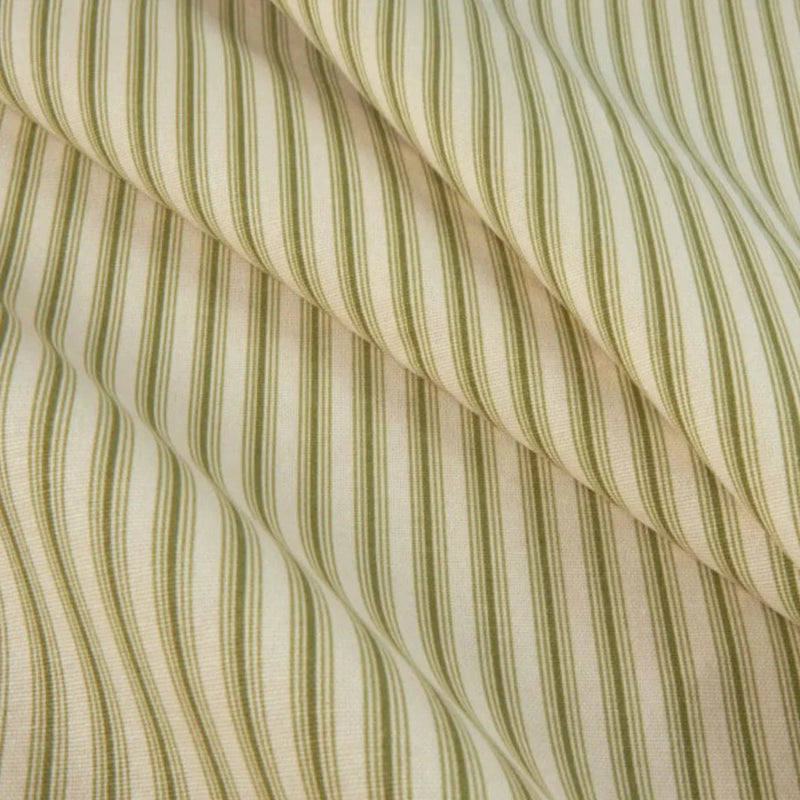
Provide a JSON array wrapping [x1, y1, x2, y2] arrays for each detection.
[[0, 0, 799, 798]]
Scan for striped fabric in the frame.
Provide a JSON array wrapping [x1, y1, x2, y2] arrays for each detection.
[[0, 0, 798, 797]]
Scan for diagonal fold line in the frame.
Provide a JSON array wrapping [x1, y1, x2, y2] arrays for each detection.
[[0, 103, 555, 798], [0, 0, 798, 631], [266, 0, 800, 577]]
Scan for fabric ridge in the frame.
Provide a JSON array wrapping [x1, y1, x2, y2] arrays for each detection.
[[0, 0, 798, 798]]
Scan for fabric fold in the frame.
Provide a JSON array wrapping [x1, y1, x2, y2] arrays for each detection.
[[1, 95, 800, 800], [2, 0, 800, 797], [0, 0, 798, 629], [269, 0, 800, 574]]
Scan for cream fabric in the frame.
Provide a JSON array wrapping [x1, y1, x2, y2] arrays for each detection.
[[0, 1, 798, 798]]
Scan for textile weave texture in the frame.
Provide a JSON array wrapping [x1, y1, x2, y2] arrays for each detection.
[[0, 0, 800, 797]]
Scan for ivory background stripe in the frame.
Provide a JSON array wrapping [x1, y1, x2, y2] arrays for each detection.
[[0, 1, 798, 798], [0, 0, 797, 628]]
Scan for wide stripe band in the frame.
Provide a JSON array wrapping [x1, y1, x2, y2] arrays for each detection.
[[0, 1, 798, 798]]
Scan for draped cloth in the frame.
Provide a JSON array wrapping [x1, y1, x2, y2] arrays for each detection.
[[0, 0, 799, 797]]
